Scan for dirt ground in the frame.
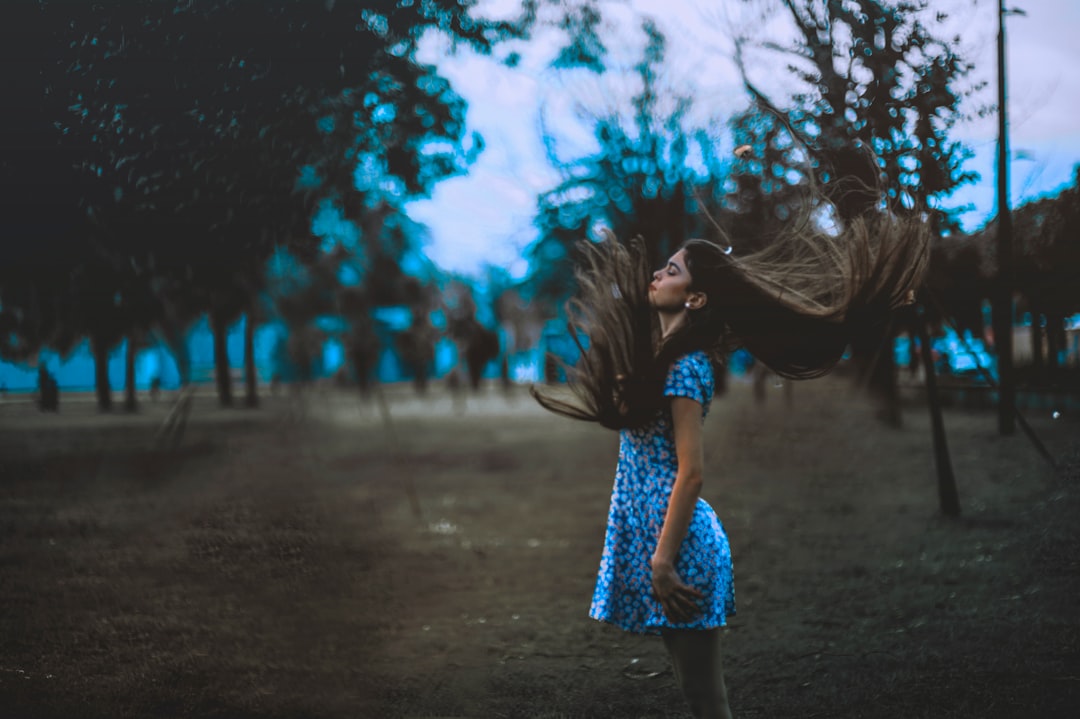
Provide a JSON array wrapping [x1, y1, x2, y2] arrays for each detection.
[[1, 375, 1078, 719]]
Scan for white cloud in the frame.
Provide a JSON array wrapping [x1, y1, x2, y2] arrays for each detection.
[[938, 0, 1080, 228], [408, 0, 1080, 274]]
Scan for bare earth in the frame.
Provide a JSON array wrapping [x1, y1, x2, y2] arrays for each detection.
[[1, 375, 1077, 719]]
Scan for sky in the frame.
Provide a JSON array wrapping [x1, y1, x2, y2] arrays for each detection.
[[403, 0, 1080, 278]]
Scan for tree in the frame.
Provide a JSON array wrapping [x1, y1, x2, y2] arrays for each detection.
[[443, 281, 499, 391], [0, 2, 89, 397], [395, 282, 442, 394], [528, 20, 734, 309], [270, 247, 342, 385], [1, 0, 528, 408], [736, 0, 976, 222], [994, 168, 1080, 383], [732, 0, 978, 424]]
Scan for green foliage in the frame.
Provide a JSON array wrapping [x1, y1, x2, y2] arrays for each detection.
[[738, 0, 977, 229], [1009, 167, 1080, 315], [528, 20, 730, 307], [552, 1, 607, 72], [0, 0, 525, 395], [526, 2, 978, 312]]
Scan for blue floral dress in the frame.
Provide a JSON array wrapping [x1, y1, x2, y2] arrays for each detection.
[[589, 351, 735, 635]]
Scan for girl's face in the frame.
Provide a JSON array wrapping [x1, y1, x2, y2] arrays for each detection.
[[648, 249, 694, 312]]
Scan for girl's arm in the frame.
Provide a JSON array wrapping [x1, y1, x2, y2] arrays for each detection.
[[650, 395, 706, 622]]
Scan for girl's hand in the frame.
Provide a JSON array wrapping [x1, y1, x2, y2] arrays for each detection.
[[650, 556, 704, 623]]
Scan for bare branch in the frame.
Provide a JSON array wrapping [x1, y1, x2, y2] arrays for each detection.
[[761, 40, 814, 61]]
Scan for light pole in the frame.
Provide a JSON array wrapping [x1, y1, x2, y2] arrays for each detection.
[[994, 1, 1025, 436]]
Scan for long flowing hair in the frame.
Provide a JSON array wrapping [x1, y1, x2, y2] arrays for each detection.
[[531, 208, 930, 430]]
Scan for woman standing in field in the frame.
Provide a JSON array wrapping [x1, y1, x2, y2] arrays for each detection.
[[533, 212, 928, 717]]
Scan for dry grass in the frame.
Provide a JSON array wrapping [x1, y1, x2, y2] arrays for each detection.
[[0, 379, 1077, 718]]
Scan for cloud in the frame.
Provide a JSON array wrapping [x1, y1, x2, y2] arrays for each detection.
[[409, 0, 1080, 273]]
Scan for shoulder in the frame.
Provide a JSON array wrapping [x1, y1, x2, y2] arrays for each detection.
[[682, 351, 713, 377], [663, 352, 714, 404]]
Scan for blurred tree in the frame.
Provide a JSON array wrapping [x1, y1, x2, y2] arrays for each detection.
[[732, 0, 978, 424], [1035, 173, 1080, 372], [923, 233, 990, 342], [529, 20, 732, 310], [270, 248, 340, 386], [551, 0, 608, 73], [723, 109, 831, 254], [1, 0, 527, 407], [735, 0, 976, 227], [0, 1, 87, 400], [268, 207, 439, 394], [67, 232, 161, 412], [989, 167, 1080, 383], [395, 282, 441, 394], [443, 281, 499, 391]]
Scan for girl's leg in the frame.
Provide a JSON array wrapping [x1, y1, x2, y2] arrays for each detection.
[[661, 628, 732, 719]]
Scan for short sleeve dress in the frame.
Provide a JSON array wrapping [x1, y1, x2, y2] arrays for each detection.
[[589, 351, 736, 635]]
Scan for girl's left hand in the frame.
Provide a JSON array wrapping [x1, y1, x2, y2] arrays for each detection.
[[650, 557, 704, 623]]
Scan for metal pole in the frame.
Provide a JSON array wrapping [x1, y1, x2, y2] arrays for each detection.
[[994, 0, 1016, 435]]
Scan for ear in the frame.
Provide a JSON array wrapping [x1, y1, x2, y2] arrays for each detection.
[[685, 291, 707, 311]]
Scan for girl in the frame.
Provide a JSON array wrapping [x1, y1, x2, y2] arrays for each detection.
[[533, 214, 928, 718]]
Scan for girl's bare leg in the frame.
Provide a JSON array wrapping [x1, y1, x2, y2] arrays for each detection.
[[661, 628, 732, 719]]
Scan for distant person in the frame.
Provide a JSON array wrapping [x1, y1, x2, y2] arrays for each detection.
[[751, 360, 768, 404], [533, 218, 926, 718], [499, 355, 513, 396], [464, 325, 499, 391], [543, 352, 558, 385], [37, 366, 59, 412], [445, 366, 465, 413], [149, 376, 162, 402]]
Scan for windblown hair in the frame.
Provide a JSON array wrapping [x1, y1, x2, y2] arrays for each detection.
[[531, 233, 659, 429], [531, 209, 930, 430]]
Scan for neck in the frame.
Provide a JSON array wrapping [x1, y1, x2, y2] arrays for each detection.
[[657, 309, 689, 340]]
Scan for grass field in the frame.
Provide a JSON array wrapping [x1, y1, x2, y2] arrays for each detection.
[[1, 377, 1077, 718]]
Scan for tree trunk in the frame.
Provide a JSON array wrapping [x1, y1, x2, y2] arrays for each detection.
[[499, 355, 512, 395], [244, 312, 258, 408], [916, 307, 960, 517], [351, 348, 373, 395], [90, 333, 113, 412], [852, 320, 901, 427], [1030, 308, 1044, 376], [1047, 312, 1064, 372], [210, 309, 233, 407], [124, 333, 138, 412], [172, 330, 192, 388]]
